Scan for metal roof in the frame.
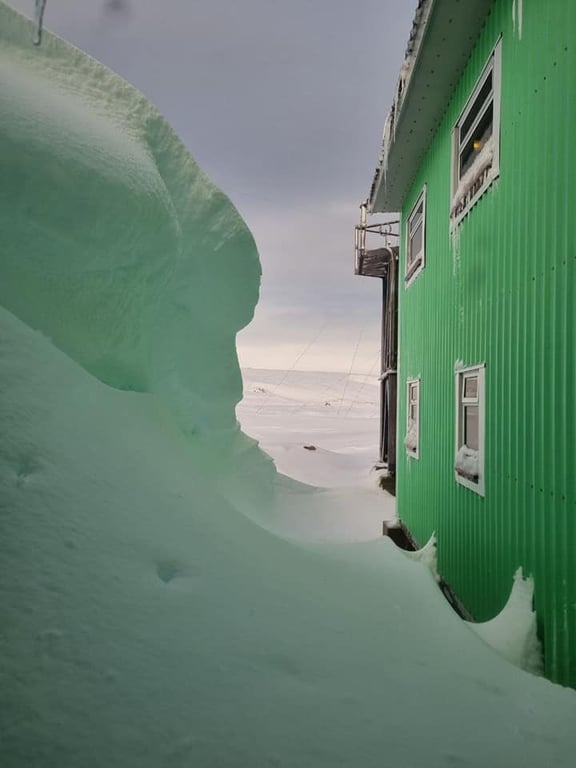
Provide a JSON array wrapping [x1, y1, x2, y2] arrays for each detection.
[[369, 0, 494, 213]]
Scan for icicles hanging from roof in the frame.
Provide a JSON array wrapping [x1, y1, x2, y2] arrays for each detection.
[[380, 112, 393, 179], [33, 0, 47, 46], [397, 0, 433, 115], [512, 0, 524, 40], [368, 0, 433, 211]]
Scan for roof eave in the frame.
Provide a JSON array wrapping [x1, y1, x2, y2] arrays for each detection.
[[369, 0, 494, 213]]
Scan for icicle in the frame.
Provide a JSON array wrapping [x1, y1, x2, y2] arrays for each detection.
[[33, 0, 47, 46], [450, 221, 461, 276], [380, 111, 393, 182], [512, 0, 523, 40]]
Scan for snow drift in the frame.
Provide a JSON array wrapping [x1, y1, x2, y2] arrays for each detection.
[[2, 3, 576, 766]]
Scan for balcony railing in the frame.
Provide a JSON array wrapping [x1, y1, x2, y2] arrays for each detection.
[[354, 202, 399, 278]]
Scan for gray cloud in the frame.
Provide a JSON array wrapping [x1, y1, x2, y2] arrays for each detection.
[[7, 0, 414, 203], [103, 0, 130, 13]]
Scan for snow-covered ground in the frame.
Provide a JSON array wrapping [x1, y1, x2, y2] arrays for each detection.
[[237, 367, 396, 543], [239, 368, 381, 469], [3, 5, 576, 767]]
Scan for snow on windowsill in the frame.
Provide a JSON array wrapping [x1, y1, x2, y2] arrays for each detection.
[[450, 139, 495, 221], [455, 445, 479, 481], [404, 422, 418, 455]]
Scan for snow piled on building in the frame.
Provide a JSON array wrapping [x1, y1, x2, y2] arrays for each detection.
[[469, 569, 543, 676], [455, 445, 480, 481], [1, 3, 576, 766], [450, 138, 495, 220]]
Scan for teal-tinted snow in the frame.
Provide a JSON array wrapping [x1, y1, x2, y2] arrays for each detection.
[[1, 3, 576, 766], [3, 306, 576, 767], [0, 1, 260, 440]]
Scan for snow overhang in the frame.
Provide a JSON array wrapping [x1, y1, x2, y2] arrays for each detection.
[[369, 0, 494, 213]]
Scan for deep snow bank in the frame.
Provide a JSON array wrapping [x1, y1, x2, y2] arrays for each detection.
[[0, 2, 260, 440], [2, 4, 576, 767], [3, 304, 576, 768]]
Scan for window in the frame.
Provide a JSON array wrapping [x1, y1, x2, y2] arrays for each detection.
[[405, 378, 420, 458], [455, 364, 485, 495], [451, 38, 501, 225], [405, 187, 426, 285]]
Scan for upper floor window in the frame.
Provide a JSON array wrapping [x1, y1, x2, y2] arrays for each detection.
[[406, 187, 426, 285], [451, 38, 502, 225]]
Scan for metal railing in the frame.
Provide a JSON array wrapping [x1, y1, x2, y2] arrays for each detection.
[[354, 202, 399, 273]]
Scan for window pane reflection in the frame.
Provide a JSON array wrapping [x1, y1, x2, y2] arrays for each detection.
[[465, 406, 479, 450]]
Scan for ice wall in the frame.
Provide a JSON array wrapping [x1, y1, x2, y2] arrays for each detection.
[[2, 4, 576, 767]]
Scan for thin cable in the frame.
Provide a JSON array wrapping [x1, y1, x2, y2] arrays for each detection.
[[343, 351, 379, 419], [255, 319, 328, 414], [337, 327, 364, 417]]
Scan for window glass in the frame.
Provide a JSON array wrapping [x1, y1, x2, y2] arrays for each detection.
[[408, 222, 423, 262], [459, 103, 494, 177], [460, 104, 494, 178], [464, 405, 479, 450], [463, 375, 478, 399], [406, 188, 426, 283], [409, 203, 423, 234], [451, 38, 501, 225], [405, 378, 420, 458], [455, 364, 485, 495], [460, 73, 493, 142]]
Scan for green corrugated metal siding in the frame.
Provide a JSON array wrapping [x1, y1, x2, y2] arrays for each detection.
[[397, 0, 576, 685]]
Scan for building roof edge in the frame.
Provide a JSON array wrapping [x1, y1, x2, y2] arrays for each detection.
[[368, 0, 494, 213]]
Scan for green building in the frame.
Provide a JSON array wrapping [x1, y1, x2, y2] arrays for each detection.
[[361, 0, 576, 686]]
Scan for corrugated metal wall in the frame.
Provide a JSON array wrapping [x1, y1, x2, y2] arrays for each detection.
[[397, 0, 576, 686]]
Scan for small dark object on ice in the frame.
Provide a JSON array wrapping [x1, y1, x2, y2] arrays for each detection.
[[303, 444, 317, 451]]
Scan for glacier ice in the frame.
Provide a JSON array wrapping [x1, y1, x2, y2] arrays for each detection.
[[1, 3, 576, 766]]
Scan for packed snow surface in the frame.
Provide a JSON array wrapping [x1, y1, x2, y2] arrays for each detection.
[[238, 368, 395, 541], [2, 3, 576, 766]]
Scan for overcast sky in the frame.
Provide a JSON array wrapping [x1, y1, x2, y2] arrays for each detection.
[[7, 0, 415, 373]]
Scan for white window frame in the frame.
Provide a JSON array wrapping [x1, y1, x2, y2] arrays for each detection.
[[450, 37, 502, 227], [454, 364, 485, 496], [405, 378, 420, 459], [405, 187, 426, 286]]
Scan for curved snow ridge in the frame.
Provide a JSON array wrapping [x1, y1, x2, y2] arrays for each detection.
[[402, 533, 439, 580], [468, 567, 543, 675], [0, 1, 260, 437]]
